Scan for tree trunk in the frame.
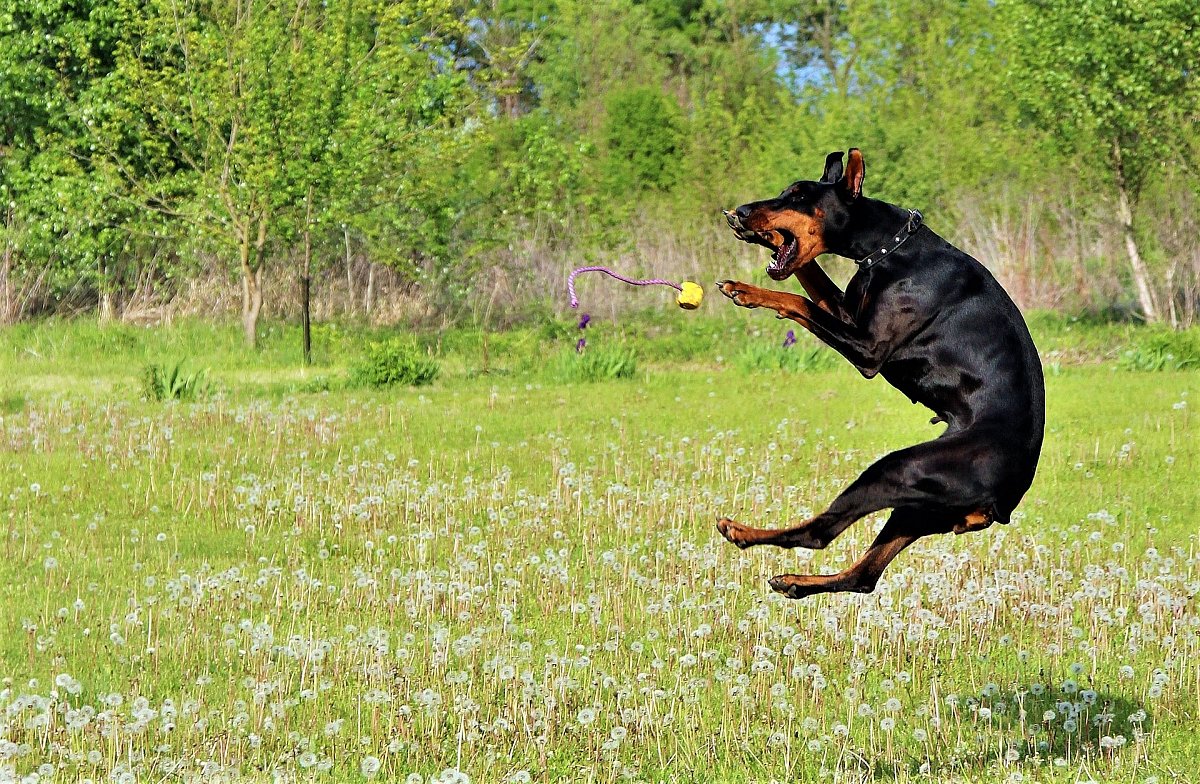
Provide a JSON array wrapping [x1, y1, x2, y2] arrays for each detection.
[[1112, 142, 1159, 323], [302, 190, 313, 366], [2, 207, 14, 324], [364, 262, 375, 316], [1, 244, 11, 325], [344, 227, 355, 317], [98, 261, 115, 324], [240, 219, 267, 348], [241, 263, 263, 348], [301, 273, 311, 363], [1185, 258, 1198, 328], [99, 291, 114, 323], [1165, 263, 1178, 329]]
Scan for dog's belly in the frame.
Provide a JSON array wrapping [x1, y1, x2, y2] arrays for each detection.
[[881, 349, 1044, 463], [879, 357, 976, 420]]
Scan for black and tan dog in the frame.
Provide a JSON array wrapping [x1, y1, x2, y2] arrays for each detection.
[[717, 149, 1045, 599]]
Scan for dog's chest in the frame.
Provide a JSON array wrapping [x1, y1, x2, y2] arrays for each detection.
[[844, 273, 873, 321], [845, 268, 895, 322]]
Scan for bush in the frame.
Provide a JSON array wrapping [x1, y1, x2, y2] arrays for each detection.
[[1118, 329, 1200, 371], [142, 361, 211, 401], [602, 86, 684, 193], [349, 339, 440, 389], [553, 344, 638, 382], [0, 391, 25, 414], [735, 342, 840, 373], [293, 375, 340, 394]]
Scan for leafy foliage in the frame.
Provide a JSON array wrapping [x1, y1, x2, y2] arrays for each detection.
[[602, 87, 686, 193], [1001, 0, 1200, 191], [1000, 0, 1200, 323], [1, 0, 1199, 331], [1118, 330, 1200, 371], [554, 344, 639, 382], [141, 361, 211, 401], [349, 339, 440, 389], [76, 0, 472, 345], [735, 341, 840, 373]]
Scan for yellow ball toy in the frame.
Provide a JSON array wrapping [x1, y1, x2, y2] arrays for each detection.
[[676, 281, 704, 310], [567, 266, 703, 312]]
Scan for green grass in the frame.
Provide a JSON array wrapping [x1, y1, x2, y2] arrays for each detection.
[[0, 310, 1173, 398], [0, 315, 1197, 782]]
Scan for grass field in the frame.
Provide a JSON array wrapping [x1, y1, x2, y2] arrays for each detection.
[[0, 315, 1197, 783]]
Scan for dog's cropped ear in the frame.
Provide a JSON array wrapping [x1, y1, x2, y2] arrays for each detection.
[[840, 148, 865, 200], [820, 151, 844, 184]]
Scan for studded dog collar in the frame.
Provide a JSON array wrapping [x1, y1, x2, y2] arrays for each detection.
[[855, 209, 924, 270]]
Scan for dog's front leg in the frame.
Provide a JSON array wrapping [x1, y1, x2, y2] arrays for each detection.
[[792, 262, 853, 324], [718, 280, 882, 374], [717, 280, 818, 318]]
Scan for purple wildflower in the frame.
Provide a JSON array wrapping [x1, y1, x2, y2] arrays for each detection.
[[576, 337, 587, 354], [578, 313, 591, 330], [783, 329, 797, 348]]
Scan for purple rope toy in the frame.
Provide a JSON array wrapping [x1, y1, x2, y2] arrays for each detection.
[[567, 266, 703, 310]]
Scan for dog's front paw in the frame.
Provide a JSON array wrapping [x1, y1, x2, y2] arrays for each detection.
[[717, 280, 761, 309]]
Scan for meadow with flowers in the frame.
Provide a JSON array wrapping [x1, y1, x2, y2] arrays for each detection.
[[0, 316, 1197, 783]]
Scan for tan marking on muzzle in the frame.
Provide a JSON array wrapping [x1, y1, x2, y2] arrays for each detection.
[[740, 206, 827, 267], [772, 208, 828, 265]]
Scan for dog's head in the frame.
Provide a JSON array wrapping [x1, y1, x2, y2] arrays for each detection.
[[723, 149, 864, 281]]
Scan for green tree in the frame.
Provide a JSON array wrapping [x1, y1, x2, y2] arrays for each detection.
[[602, 86, 685, 193], [1001, 0, 1200, 323], [454, 0, 551, 118], [770, 0, 1038, 215], [95, 0, 470, 348], [0, 0, 153, 321]]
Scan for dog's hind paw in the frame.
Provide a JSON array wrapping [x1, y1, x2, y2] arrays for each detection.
[[770, 574, 873, 599], [716, 517, 754, 549], [768, 575, 817, 599]]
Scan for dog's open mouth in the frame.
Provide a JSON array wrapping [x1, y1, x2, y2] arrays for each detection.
[[767, 230, 798, 279], [724, 210, 799, 280]]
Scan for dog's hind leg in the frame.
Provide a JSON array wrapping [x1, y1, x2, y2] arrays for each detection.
[[718, 434, 992, 551], [716, 515, 833, 550], [766, 510, 927, 599], [716, 446, 921, 551]]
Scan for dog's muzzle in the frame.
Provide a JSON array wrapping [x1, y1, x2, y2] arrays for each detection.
[[723, 209, 760, 243]]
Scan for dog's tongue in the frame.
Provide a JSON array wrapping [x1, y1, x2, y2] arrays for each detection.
[[771, 239, 793, 267]]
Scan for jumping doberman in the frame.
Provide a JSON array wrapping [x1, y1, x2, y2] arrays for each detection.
[[717, 149, 1045, 599]]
